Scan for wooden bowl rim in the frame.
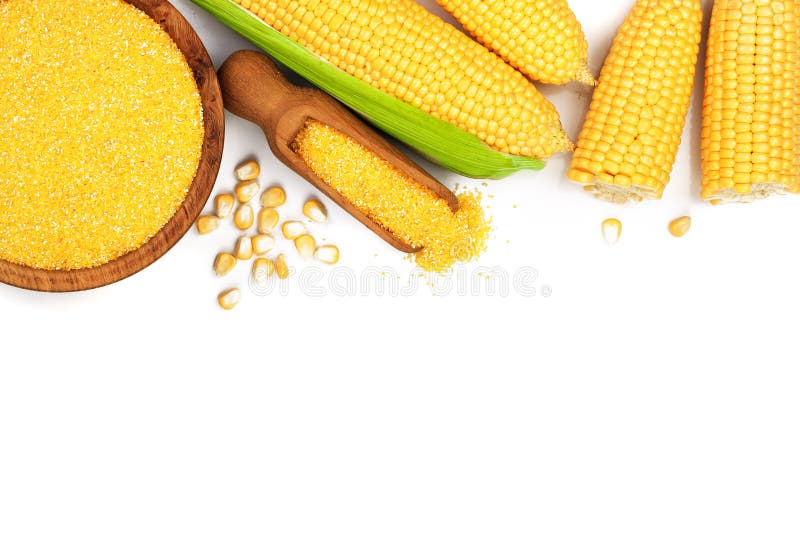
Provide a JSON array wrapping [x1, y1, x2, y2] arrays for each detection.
[[0, 0, 224, 292]]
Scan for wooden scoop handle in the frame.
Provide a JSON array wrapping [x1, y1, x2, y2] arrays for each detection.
[[217, 50, 316, 156], [218, 50, 459, 253]]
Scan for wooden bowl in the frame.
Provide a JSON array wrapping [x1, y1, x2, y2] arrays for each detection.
[[0, 0, 224, 292]]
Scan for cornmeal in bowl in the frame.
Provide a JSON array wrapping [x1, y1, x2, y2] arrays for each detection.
[[0, 0, 204, 270]]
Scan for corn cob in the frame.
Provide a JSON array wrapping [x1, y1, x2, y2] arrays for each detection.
[[568, 0, 702, 203], [436, 0, 595, 86], [237, 0, 571, 157], [193, 0, 571, 178], [701, 0, 800, 203]]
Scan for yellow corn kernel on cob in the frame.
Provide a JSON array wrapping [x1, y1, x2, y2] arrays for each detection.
[[701, 0, 800, 203], [437, 0, 595, 86], [233, 0, 572, 159], [568, 0, 702, 203]]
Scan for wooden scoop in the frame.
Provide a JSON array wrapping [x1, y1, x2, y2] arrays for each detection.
[[217, 50, 459, 253]]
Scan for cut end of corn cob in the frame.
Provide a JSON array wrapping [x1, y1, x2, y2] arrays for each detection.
[[568, 169, 664, 203], [568, 0, 703, 203], [700, 0, 800, 203], [703, 183, 791, 204]]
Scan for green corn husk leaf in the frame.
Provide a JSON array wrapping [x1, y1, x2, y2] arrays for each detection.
[[191, 0, 545, 178]]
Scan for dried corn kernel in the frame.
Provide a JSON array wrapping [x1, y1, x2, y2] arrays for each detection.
[[315, 245, 340, 265], [257, 208, 280, 233], [215, 194, 235, 218], [668, 216, 692, 237], [303, 199, 328, 223], [275, 253, 289, 279], [235, 159, 260, 181], [234, 204, 254, 230], [601, 218, 622, 245], [261, 186, 286, 208], [218, 288, 242, 310], [235, 235, 254, 260], [235, 179, 260, 203], [196, 215, 221, 235], [295, 234, 316, 259], [252, 257, 275, 283], [701, 0, 800, 202], [213, 252, 237, 276], [251, 233, 276, 255], [282, 220, 306, 240], [0, 0, 203, 270], [292, 120, 490, 272]]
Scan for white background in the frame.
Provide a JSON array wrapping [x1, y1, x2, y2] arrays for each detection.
[[2, 0, 799, 532]]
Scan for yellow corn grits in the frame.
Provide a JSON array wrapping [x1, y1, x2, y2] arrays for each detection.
[[293, 120, 491, 273], [0, 0, 204, 270]]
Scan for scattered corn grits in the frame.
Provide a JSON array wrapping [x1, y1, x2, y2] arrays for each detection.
[[293, 120, 490, 273], [0, 0, 204, 270]]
